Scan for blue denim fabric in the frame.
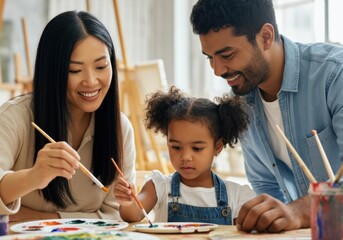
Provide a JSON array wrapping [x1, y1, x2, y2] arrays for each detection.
[[241, 35, 343, 203], [167, 172, 232, 225]]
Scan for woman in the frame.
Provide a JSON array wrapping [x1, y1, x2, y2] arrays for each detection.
[[0, 11, 135, 221]]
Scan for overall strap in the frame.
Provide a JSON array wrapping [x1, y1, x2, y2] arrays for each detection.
[[169, 172, 181, 197], [212, 171, 229, 207]]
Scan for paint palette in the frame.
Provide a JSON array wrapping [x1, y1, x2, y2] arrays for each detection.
[[10, 218, 129, 234], [0, 231, 160, 240], [133, 222, 218, 233]]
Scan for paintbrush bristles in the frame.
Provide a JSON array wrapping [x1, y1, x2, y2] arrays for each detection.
[[275, 125, 317, 183], [312, 130, 335, 182], [142, 209, 153, 227]]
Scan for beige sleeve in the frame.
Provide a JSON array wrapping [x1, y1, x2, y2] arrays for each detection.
[[0, 170, 21, 215]]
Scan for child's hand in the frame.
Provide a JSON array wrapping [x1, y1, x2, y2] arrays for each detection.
[[114, 176, 135, 206]]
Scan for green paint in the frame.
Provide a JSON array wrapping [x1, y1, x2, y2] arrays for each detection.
[[65, 220, 86, 224]]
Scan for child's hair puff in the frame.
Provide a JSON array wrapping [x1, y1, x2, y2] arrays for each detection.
[[145, 86, 249, 148]]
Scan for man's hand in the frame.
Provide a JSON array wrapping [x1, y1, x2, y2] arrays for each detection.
[[236, 194, 310, 233]]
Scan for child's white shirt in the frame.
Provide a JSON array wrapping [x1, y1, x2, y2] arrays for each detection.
[[146, 170, 256, 222]]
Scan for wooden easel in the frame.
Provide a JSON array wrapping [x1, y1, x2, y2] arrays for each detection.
[[0, 0, 26, 98], [14, 17, 33, 93], [0, 0, 32, 98], [86, 0, 91, 12], [112, 0, 169, 174]]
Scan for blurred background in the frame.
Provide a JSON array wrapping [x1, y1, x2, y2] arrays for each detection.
[[0, 0, 341, 181]]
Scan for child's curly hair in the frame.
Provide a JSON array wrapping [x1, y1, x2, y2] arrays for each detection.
[[145, 86, 249, 148]]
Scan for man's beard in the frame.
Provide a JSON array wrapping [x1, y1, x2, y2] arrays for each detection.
[[230, 48, 270, 96]]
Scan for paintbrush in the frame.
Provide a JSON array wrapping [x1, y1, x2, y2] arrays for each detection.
[[275, 125, 317, 183], [31, 122, 109, 192], [334, 163, 343, 183], [111, 158, 153, 227], [312, 130, 335, 182]]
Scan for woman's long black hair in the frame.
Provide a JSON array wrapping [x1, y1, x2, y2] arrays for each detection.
[[33, 11, 122, 208]]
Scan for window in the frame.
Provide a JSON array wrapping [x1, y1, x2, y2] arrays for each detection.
[[274, 0, 342, 45]]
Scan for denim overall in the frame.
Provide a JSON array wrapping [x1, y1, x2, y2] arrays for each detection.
[[168, 172, 232, 225]]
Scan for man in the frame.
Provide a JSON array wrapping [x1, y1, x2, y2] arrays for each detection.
[[190, 0, 343, 233]]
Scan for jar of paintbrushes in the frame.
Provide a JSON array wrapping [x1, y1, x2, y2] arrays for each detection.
[[309, 130, 343, 240], [308, 182, 343, 240], [276, 126, 343, 240]]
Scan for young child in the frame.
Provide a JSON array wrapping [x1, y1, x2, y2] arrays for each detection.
[[114, 86, 256, 225]]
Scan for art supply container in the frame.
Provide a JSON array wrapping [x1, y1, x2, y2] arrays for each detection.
[[309, 182, 343, 240], [0, 215, 8, 236]]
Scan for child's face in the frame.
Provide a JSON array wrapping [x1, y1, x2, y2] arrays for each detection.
[[167, 120, 222, 187]]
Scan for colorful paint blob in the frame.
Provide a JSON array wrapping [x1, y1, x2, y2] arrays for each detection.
[[10, 218, 129, 234], [309, 182, 343, 240], [91, 221, 119, 227], [42, 221, 61, 226], [65, 220, 86, 224], [149, 224, 158, 228], [51, 227, 81, 232], [163, 223, 212, 229], [133, 222, 218, 233], [25, 226, 44, 231], [3, 231, 160, 240]]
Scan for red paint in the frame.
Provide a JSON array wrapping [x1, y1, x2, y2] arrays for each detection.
[[53, 227, 80, 232], [58, 227, 80, 231], [27, 226, 43, 229]]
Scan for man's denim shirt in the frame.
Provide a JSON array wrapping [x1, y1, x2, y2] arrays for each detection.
[[241, 36, 343, 203]]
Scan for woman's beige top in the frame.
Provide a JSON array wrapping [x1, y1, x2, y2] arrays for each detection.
[[0, 94, 136, 219]]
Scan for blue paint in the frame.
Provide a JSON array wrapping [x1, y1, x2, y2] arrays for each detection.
[[0, 215, 8, 236], [51, 228, 63, 232], [316, 212, 322, 240]]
